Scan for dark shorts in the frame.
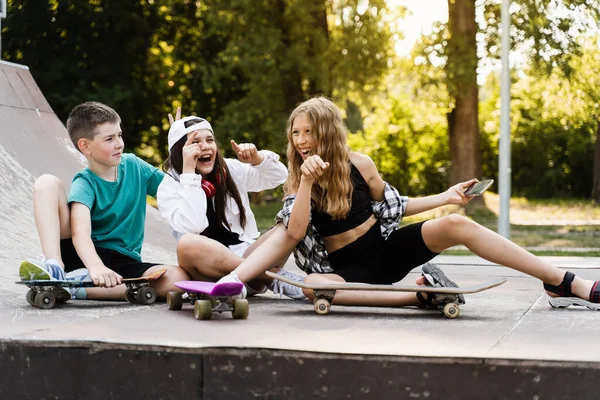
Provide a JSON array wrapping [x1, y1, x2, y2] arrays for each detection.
[[326, 221, 438, 284], [60, 239, 160, 279]]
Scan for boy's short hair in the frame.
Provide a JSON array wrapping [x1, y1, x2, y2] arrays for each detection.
[[66, 102, 121, 152]]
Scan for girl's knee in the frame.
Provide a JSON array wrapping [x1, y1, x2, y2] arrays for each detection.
[[440, 214, 473, 233], [177, 234, 211, 257]]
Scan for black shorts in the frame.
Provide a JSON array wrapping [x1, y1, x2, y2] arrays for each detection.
[[60, 239, 160, 279], [326, 221, 437, 284]]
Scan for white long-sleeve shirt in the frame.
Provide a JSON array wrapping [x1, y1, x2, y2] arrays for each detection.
[[157, 150, 287, 243]]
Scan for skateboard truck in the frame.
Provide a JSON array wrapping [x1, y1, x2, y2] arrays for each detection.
[[168, 281, 249, 320], [122, 268, 167, 305], [124, 282, 156, 305], [18, 281, 95, 309], [313, 290, 336, 315]]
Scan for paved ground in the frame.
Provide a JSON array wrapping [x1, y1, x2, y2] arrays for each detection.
[[1, 60, 600, 398], [3, 256, 600, 363]]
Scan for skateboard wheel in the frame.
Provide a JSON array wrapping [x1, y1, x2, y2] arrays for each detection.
[[167, 292, 183, 310], [314, 298, 331, 315], [194, 299, 213, 320], [232, 299, 249, 320], [26, 289, 36, 306], [35, 291, 56, 309], [443, 303, 460, 319], [125, 288, 136, 304], [137, 286, 156, 305]]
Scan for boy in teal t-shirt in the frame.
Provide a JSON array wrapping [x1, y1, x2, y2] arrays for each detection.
[[19, 102, 188, 300]]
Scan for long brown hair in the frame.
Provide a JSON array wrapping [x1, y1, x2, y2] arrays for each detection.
[[162, 118, 247, 229], [284, 97, 352, 220]]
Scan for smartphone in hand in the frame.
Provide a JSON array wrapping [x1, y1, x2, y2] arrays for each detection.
[[464, 179, 494, 196]]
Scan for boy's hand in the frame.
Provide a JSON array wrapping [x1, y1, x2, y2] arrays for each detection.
[[300, 155, 329, 183], [89, 265, 123, 288], [443, 179, 478, 206], [168, 106, 182, 126], [231, 140, 264, 165]]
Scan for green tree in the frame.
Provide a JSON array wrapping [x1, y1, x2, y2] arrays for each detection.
[[478, 37, 599, 199], [2, 0, 163, 156], [150, 0, 393, 160], [2, 0, 393, 165], [420, 0, 600, 192], [348, 57, 450, 196]]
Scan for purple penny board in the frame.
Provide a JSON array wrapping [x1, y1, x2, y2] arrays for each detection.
[[175, 281, 243, 297]]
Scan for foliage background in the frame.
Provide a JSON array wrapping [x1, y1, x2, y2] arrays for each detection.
[[1, 0, 599, 200]]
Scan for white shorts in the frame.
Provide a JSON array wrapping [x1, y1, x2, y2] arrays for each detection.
[[228, 241, 254, 258]]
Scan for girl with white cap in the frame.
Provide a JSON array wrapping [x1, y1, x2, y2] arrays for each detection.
[[157, 110, 306, 299]]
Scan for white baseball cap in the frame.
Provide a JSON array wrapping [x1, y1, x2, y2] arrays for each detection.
[[168, 116, 214, 151]]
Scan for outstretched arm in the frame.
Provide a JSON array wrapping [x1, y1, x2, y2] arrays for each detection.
[[404, 179, 478, 216], [234, 223, 299, 282], [351, 152, 478, 217]]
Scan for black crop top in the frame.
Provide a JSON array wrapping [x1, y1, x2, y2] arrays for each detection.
[[311, 163, 373, 237]]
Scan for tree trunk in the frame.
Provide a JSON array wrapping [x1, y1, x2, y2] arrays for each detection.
[[278, 0, 306, 112], [446, 0, 480, 186], [592, 118, 600, 203], [308, 0, 330, 97]]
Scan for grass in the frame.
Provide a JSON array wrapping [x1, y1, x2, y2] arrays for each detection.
[[250, 192, 600, 257], [251, 201, 282, 229]]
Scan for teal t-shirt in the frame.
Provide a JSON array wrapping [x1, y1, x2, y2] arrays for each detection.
[[68, 153, 165, 261]]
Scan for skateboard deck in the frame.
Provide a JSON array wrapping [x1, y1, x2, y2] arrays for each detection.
[[17, 268, 167, 309], [265, 270, 506, 319], [168, 281, 248, 320]]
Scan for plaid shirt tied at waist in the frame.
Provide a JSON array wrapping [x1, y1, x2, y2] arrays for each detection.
[[275, 182, 409, 274]]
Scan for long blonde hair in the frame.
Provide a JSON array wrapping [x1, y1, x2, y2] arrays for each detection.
[[284, 97, 353, 220]]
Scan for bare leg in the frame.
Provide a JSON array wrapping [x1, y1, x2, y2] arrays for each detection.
[[33, 175, 71, 268], [176, 234, 244, 280], [84, 285, 128, 301], [303, 273, 420, 307], [177, 224, 296, 284], [421, 214, 595, 300], [235, 223, 299, 282]]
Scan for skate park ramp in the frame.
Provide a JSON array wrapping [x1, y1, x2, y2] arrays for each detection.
[[1, 60, 600, 399], [0, 60, 177, 267]]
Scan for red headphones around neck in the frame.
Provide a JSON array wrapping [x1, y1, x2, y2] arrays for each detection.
[[201, 179, 216, 197], [200, 168, 226, 198]]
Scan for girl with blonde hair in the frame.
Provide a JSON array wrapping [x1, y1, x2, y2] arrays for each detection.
[[221, 97, 600, 310]]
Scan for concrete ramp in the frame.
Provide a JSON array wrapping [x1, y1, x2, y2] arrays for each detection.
[[1, 61, 600, 399], [0, 60, 176, 272]]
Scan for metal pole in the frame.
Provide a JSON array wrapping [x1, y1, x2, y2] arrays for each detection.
[[498, 0, 511, 238], [0, 0, 5, 60]]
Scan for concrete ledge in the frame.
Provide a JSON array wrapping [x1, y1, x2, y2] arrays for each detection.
[[1, 341, 598, 400]]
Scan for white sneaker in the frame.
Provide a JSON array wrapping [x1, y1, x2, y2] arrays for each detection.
[[19, 258, 70, 300], [268, 269, 307, 300], [216, 271, 247, 299], [19, 258, 66, 281]]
